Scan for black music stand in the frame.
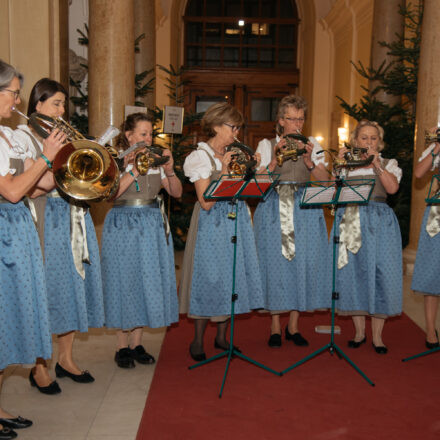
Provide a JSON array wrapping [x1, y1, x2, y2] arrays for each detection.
[[188, 172, 281, 397], [403, 174, 440, 363], [279, 175, 376, 386]]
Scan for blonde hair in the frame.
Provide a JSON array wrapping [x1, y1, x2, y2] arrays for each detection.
[[349, 119, 385, 151], [276, 94, 308, 135], [201, 102, 244, 138]]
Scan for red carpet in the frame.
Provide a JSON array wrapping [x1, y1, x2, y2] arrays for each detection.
[[137, 312, 440, 440]]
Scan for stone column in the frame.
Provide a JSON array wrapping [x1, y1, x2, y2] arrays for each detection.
[[134, 0, 156, 109], [88, 0, 135, 239], [369, 0, 405, 105], [405, 0, 440, 272]]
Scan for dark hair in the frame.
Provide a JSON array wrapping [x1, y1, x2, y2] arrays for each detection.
[[116, 112, 154, 150], [27, 78, 68, 117], [0, 59, 23, 90], [201, 102, 244, 138]]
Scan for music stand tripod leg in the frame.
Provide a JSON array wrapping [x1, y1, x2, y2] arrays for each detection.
[[402, 346, 440, 362]]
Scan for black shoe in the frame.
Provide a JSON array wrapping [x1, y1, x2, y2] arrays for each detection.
[[130, 345, 155, 364], [0, 427, 17, 439], [214, 339, 241, 353], [285, 328, 309, 346], [348, 336, 367, 348], [29, 370, 61, 395], [189, 344, 206, 362], [0, 417, 32, 430], [426, 330, 439, 349], [372, 343, 388, 354], [115, 348, 135, 369], [55, 363, 95, 383], [268, 334, 282, 347]]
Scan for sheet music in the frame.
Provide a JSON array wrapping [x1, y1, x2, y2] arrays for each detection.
[[302, 186, 335, 204], [339, 184, 371, 202]]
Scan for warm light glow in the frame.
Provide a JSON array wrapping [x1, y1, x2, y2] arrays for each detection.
[[238, 20, 245, 26], [338, 127, 348, 145], [315, 135, 324, 144], [157, 133, 166, 139]]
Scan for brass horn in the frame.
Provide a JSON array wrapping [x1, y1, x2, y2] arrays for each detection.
[[225, 138, 257, 179], [276, 132, 309, 166], [134, 145, 170, 175], [424, 128, 440, 145]]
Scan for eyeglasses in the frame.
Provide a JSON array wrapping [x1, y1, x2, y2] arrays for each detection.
[[2, 88, 20, 99], [284, 117, 305, 123], [223, 122, 241, 131]]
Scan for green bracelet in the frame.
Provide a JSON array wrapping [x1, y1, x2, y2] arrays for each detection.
[[40, 153, 52, 169], [128, 170, 140, 192]]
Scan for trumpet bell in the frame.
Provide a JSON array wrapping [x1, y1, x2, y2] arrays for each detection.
[[53, 139, 120, 201]]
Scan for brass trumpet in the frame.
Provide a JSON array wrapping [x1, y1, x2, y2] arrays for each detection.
[[276, 132, 309, 166], [134, 145, 170, 175], [225, 138, 257, 179]]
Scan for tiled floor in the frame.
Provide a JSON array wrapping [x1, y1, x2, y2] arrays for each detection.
[[2, 257, 438, 440]]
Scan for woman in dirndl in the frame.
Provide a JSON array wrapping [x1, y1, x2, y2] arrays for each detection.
[[180, 102, 264, 361], [101, 112, 181, 369], [335, 120, 402, 354], [411, 130, 440, 349], [253, 94, 331, 348], [0, 59, 64, 439], [15, 78, 105, 393]]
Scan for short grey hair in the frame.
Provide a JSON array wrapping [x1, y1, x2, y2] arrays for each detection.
[[0, 59, 23, 90]]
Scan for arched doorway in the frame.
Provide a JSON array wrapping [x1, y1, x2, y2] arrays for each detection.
[[183, 0, 300, 147]]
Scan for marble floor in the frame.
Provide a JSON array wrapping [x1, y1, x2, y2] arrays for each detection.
[[2, 258, 438, 440]]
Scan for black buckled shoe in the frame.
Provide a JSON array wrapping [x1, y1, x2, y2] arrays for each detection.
[[348, 336, 367, 348], [0, 416, 32, 430], [285, 328, 309, 346], [55, 363, 95, 383], [130, 345, 155, 364], [29, 370, 61, 395], [372, 343, 388, 354], [115, 348, 135, 368], [0, 427, 17, 439], [268, 333, 282, 347]]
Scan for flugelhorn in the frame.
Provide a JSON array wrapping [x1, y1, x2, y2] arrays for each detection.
[[225, 137, 257, 179], [135, 144, 170, 175], [330, 144, 375, 170], [13, 107, 120, 201], [424, 128, 440, 144], [276, 132, 309, 166]]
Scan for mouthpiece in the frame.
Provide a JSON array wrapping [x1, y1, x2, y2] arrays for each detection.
[[11, 106, 29, 120]]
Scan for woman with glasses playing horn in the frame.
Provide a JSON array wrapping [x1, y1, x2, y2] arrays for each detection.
[[180, 102, 264, 361], [0, 60, 65, 439], [14, 78, 105, 393], [253, 94, 331, 349], [411, 128, 440, 349], [101, 112, 181, 369]]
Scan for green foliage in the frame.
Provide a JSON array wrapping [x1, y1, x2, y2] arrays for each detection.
[[337, 2, 423, 247]]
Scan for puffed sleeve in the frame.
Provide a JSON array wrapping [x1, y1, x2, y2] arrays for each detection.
[[183, 149, 213, 182], [1, 126, 33, 160], [419, 143, 440, 170], [0, 138, 11, 176], [384, 158, 402, 183], [14, 126, 38, 160], [309, 136, 328, 167], [256, 138, 273, 169]]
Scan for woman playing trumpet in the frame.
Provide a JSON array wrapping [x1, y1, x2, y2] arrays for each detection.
[[101, 112, 181, 369], [14, 78, 105, 393], [411, 128, 440, 348], [253, 94, 331, 348]]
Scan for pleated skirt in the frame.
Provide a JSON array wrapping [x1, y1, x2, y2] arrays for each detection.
[[44, 197, 105, 334], [253, 188, 332, 312], [335, 202, 402, 316], [0, 202, 52, 369], [411, 205, 440, 295], [101, 205, 178, 330]]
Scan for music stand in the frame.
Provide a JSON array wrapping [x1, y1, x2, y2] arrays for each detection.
[[279, 176, 376, 387], [188, 172, 281, 398], [403, 174, 440, 363]]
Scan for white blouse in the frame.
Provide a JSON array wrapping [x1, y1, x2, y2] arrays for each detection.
[[14, 124, 41, 160], [125, 163, 166, 179], [256, 135, 327, 169], [183, 142, 222, 183], [419, 143, 440, 170], [342, 155, 402, 183], [0, 125, 33, 176]]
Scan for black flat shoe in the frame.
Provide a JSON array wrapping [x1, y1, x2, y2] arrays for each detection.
[[115, 348, 135, 369], [214, 339, 241, 353], [348, 336, 367, 348], [0, 427, 17, 439], [372, 343, 388, 354], [285, 328, 309, 346], [130, 345, 155, 364], [268, 334, 282, 347], [29, 371, 61, 395], [0, 417, 32, 430], [189, 344, 206, 362], [55, 363, 94, 383], [426, 330, 439, 349]]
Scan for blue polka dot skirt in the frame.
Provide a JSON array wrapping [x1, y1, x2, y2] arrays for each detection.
[[44, 198, 105, 334], [101, 205, 178, 330], [412, 206, 440, 295], [188, 200, 264, 317], [335, 202, 402, 316], [0, 202, 52, 369], [253, 188, 332, 312]]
